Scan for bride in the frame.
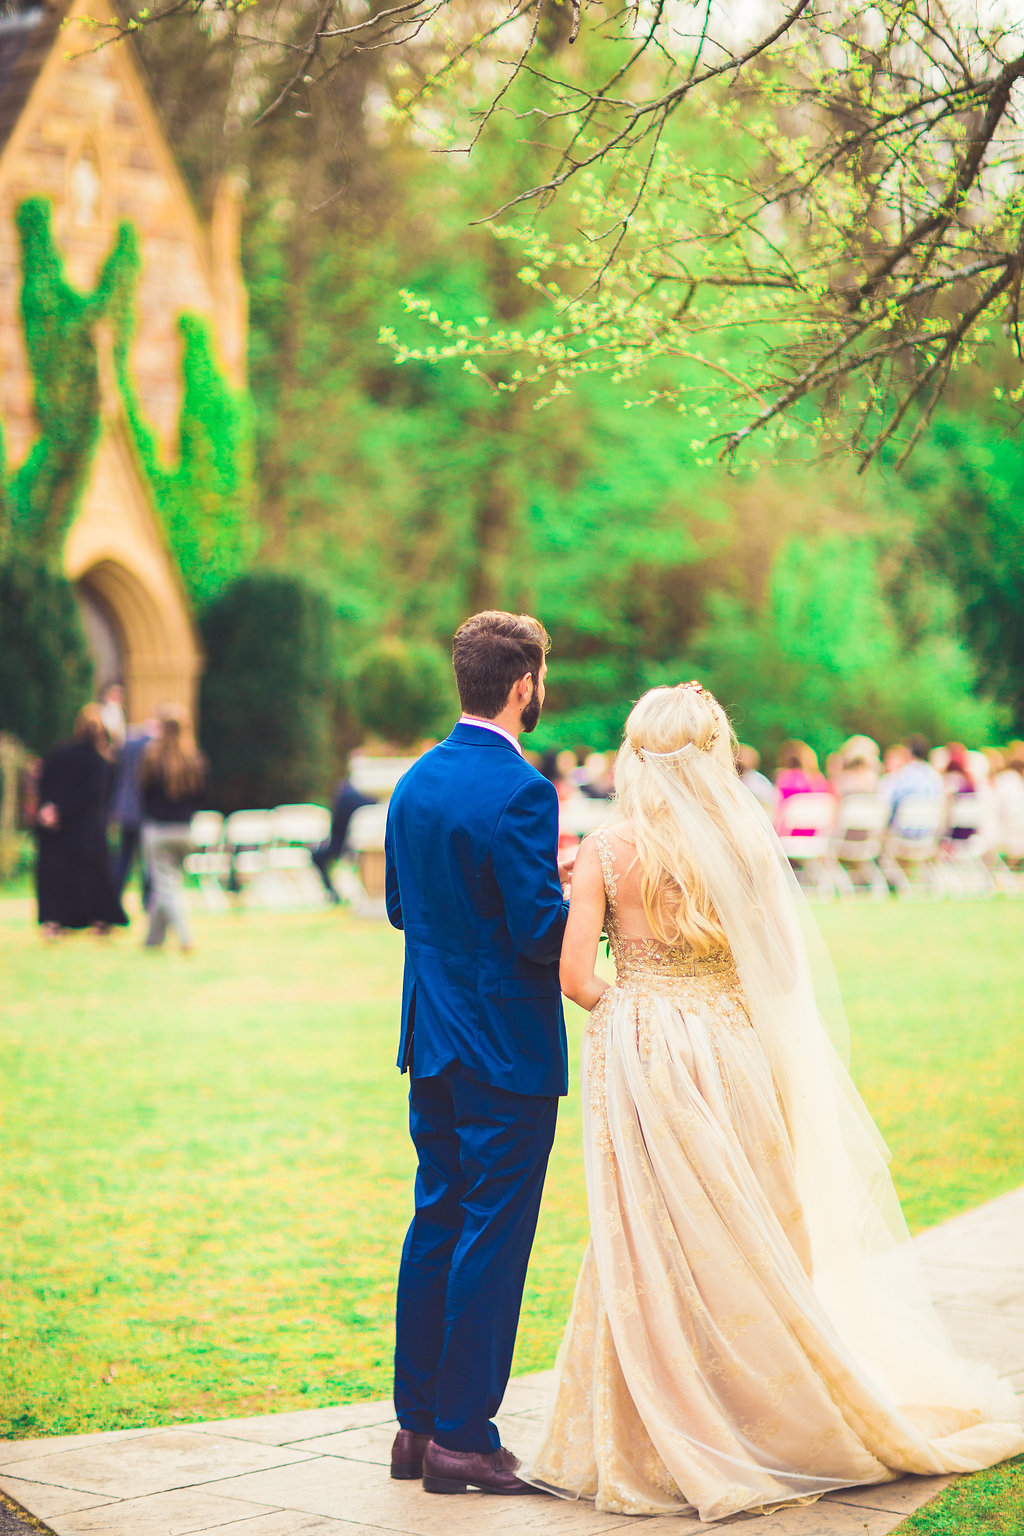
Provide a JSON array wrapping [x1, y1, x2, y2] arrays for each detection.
[[524, 682, 1024, 1521]]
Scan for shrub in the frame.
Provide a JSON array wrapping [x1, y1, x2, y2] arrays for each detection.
[[0, 553, 93, 753], [200, 571, 339, 812], [349, 638, 453, 747]]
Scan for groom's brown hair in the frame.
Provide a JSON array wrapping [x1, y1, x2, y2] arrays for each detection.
[[452, 611, 550, 719]]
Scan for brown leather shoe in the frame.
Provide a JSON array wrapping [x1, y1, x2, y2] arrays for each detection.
[[390, 1428, 432, 1480], [421, 1439, 543, 1494]]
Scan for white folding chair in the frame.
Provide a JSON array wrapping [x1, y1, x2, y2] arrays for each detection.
[[266, 803, 334, 906], [349, 756, 419, 797], [829, 795, 889, 899], [880, 795, 943, 897], [938, 794, 995, 897], [993, 777, 1024, 893], [776, 793, 840, 898], [346, 803, 391, 916], [223, 809, 278, 905], [184, 810, 229, 910]]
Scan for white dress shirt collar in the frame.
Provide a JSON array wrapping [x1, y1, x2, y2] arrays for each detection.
[[458, 715, 523, 755]]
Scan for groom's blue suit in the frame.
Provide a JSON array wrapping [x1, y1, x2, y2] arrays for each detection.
[[385, 721, 569, 1453]]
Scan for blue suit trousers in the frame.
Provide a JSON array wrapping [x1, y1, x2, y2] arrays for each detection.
[[394, 1065, 559, 1452]]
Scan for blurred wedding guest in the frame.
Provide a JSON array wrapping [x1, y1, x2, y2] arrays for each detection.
[[540, 750, 582, 858], [579, 751, 615, 800], [139, 705, 208, 951], [942, 742, 975, 799], [109, 719, 158, 900], [994, 742, 1024, 864], [735, 744, 775, 812], [774, 740, 831, 835], [97, 681, 127, 753], [35, 705, 128, 938], [831, 734, 881, 797], [312, 763, 375, 903], [879, 734, 943, 825], [881, 742, 911, 778]]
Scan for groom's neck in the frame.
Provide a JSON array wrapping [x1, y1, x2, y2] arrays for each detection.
[[463, 704, 523, 740]]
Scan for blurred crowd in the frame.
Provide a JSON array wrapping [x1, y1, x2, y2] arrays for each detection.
[[29, 683, 208, 948], [530, 733, 1024, 879], [17, 713, 1024, 934]]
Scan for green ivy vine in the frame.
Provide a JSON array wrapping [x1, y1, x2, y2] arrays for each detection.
[[2, 196, 257, 606]]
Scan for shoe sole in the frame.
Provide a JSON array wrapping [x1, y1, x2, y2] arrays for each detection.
[[422, 1475, 537, 1495], [390, 1465, 424, 1481]]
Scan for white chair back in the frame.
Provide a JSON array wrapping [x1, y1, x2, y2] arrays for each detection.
[[346, 803, 389, 852], [273, 803, 331, 847], [889, 794, 943, 839], [190, 810, 224, 850], [349, 757, 418, 797], [831, 794, 886, 861], [223, 810, 276, 849], [777, 792, 836, 842]]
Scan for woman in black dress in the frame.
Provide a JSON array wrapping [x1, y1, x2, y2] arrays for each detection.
[[36, 704, 128, 936]]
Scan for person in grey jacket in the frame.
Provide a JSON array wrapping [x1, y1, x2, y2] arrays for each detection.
[[109, 722, 157, 900]]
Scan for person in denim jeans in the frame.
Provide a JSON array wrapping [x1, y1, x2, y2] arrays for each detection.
[[140, 705, 208, 950]]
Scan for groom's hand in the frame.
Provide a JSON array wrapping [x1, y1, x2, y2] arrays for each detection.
[[557, 845, 578, 894]]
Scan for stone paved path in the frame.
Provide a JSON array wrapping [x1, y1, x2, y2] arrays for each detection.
[[2, 1186, 1022, 1536]]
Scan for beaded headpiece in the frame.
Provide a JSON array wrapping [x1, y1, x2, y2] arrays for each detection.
[[630, 681, 720, 762]]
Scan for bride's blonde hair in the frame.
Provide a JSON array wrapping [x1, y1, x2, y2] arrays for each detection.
[[614, 683, 738, 954]]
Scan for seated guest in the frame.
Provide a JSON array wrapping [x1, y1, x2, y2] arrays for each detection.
[[880, 734, 943, 826], [994, 742, 1024, 864], [579, 752, 614, 800], [736, 744, 775, 812], [312, 763, 375, 903], [774, 740, 831, 834], [831, 735, 881, 797]]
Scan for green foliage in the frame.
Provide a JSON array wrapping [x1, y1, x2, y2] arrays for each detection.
[[123, 315, 258, 609], [900, 411, 1024, 734], [4, 197, 255, 610], [200, 570, 339, 811], [0, 552, 93, 752], [8, 199, 138, 555], [349, 638, 453, 746], [692, 531, 1006, 764]]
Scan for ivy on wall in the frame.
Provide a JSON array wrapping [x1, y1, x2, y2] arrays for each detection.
[[1, 196, 257, 606], [6, 198, 137, 559]]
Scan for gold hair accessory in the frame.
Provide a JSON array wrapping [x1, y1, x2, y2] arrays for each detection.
[[631, 680, 720, 760]]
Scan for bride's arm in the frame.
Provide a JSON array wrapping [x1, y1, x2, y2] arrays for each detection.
[[559, 837, 611, 1012]]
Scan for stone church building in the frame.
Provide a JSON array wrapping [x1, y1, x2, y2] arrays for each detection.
[[0, 0, 247, 719]]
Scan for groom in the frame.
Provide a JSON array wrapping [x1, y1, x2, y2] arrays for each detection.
[[384, 611, 570, 1495]]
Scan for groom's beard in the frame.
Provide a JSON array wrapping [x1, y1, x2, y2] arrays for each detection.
[[520, 685, 542, 734]]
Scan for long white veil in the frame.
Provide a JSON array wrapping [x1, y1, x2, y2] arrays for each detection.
[[637, 742, 1016, 1425]]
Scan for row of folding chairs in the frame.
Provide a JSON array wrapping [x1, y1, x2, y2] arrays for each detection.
[[185, 803, 389, 911], [777, 793, 1024, 900]]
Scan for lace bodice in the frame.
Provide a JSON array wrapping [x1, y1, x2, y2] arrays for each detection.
[[592, 828, 739, 989]]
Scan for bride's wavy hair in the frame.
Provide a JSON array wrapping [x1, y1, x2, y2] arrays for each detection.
[[614, 684, 738, 954]]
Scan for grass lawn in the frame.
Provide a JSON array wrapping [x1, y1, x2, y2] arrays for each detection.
[[1, 893, 1022, 1470]]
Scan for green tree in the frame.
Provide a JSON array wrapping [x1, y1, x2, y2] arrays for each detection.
[[349, 638, 453, 746], [691, 532, 1005, 765], [200, 572, 340, 811], [0, 553, 93, 753]]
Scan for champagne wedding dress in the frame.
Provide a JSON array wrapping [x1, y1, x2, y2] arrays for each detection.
[[525, 827, 1024, 1522]]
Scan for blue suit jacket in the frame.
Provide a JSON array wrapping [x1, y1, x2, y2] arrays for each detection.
[[385, 722, 569, 1098]]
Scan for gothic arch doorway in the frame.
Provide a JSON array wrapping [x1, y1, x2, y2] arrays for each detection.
[[77, 580, 124, 696], [73, 556, 200, 722]]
